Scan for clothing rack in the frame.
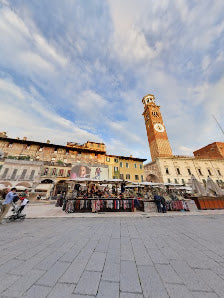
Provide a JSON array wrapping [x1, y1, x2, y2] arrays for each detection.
[[61, 197, 145, 213]]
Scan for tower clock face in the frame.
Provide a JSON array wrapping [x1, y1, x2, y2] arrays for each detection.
[[154, 123, 165, 132]]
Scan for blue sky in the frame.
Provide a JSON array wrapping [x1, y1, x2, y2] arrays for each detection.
[[0, 0, 224, 162]]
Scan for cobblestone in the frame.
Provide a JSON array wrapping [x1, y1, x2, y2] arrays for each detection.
[[1, 215, 224, 297]]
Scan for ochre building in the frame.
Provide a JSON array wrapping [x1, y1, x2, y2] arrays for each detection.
[[142, 94, 224, 187]]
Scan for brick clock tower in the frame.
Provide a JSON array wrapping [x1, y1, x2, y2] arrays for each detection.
[[142, 94, 173, 162]]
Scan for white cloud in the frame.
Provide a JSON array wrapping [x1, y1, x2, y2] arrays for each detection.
[[0, 0, 223, 161], [33, 33, 67, 67], [0, 6, 67, 78], [0, 77, 103, 144], [0, 77, 25, 100], [178, 146, 194, 156]]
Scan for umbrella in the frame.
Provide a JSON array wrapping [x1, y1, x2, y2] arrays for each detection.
[[190, 175, 206, 196], [206, 176, 224, 196], [0, 184, 6, 190], [15, 185, 27, 191], [141, 182, 164, 186], [125, 185, 144, 188]]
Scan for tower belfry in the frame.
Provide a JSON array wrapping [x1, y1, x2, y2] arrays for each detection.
[[142, 94, 173, 162]]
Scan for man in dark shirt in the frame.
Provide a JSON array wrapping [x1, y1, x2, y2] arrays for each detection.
[[160, 195, 167, 213], [154, 194, 162, 213]]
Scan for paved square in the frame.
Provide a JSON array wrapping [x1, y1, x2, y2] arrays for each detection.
[[1, 215, 224, 297]]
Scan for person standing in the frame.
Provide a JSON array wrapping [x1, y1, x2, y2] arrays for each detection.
[[154, 193, 162, 213], [0, 188, 17, 223], [160, 195, 167, 213]]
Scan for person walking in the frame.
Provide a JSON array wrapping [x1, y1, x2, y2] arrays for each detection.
[[0, 187, 18, 223], [154, 193, 162, 213]]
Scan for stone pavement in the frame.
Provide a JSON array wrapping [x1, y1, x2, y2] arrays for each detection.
[[1, 215, 224, 297], [24, 203, 224, 218]]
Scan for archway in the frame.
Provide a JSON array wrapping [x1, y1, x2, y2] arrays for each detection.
[[16, 182, 31, 188], [146, 174, 160, 183], [54, 180, 68, 195], [40, 179, 54, 184], [0, 181, 12, 187]]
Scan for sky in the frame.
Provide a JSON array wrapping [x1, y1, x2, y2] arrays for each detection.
[[0, 0, 224, 163]]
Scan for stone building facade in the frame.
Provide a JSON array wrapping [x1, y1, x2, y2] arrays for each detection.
[[144, 156, 224, 187], [0, 159, 43, 190], [142, 93, 224, 187], [0, 133, 146, 185], [105, 155, 144, 182]]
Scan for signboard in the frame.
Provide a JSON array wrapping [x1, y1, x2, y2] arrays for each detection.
[[70, 163, 109, 180]]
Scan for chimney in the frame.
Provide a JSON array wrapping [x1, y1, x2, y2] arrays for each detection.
[[46, 140, 50, 144], [23, 137, 27, 141]]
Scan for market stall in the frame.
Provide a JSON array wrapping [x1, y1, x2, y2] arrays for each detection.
[[54, 178, 196, 213]]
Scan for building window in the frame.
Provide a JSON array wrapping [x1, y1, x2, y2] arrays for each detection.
[[51, 168, 57, 176], [217, 169, 222, 176], [25, 145, 30, 150], [39, 147, 43, 152], [134, 163, 137, 169], [120, 162, 123, 167], [106, 157, 110, 162], [140, 164, 143, 169], [176, 168, 181, 175], [120, 174, 124, 179], [126, 162, 129, 168], [141, 175, 144, 182], [202, 179, 206, 186], [43, 168, 49, 176], [167, 178, 171, 183], [114, 167, 119, 172], [11, 169, 18, 180], [2, 168, 9, 178], [59, 169, 64, 176], [198, 169, 203, 176], [165, 168, 169, 174], [208, 169, 212, 176], [152, 111, 159, 117], [174, 178, 178, 184], [114, 158, 118, 163], [29, 170, 35, 180], [135, 175, 139, 180], [126, 174, 130, 180], [8, 143, 13, 148], [67, 170, 71, 177], [187, 168, 191, 175], [20, 169, 27, 180], [181, 179, 185, 185]]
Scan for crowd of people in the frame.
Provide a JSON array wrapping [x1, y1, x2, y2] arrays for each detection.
[[55, 182, 189, 213]]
